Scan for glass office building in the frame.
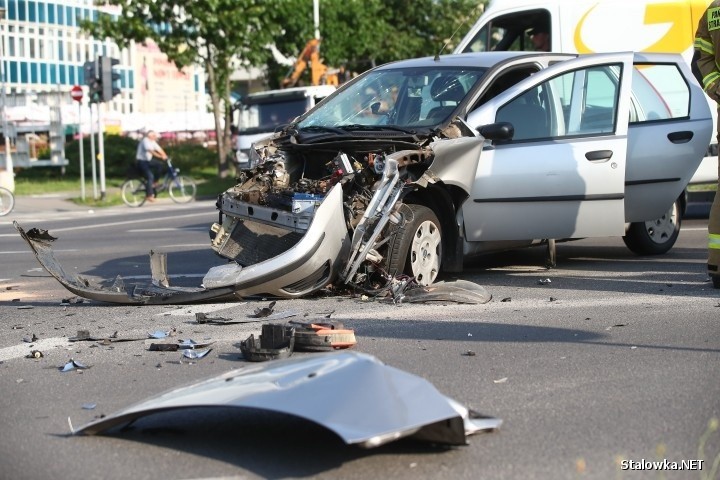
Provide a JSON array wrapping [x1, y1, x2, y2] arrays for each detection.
[[0, 0, 206, 121]]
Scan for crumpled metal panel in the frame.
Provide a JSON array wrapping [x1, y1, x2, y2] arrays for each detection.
[[13, 222, 237, 305], [13, 184, 349, 303], [73, 351, 501, 448]]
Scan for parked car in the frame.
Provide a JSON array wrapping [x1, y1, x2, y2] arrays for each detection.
[[19, 51, 711, 305]]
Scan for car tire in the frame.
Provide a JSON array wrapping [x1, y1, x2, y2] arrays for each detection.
[[622, 199, 681, 255], [387, 204, 442, 285]]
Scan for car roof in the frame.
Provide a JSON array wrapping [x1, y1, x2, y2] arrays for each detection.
[[374, 51, 565, 70]]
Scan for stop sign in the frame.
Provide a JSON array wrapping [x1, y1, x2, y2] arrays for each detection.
[[70, 85, 83, 103]]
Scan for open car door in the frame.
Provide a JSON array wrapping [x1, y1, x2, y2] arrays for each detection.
[[463, 52, 634, 242]]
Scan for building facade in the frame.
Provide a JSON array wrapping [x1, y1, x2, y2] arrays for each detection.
[[0, 0, 210, 133]]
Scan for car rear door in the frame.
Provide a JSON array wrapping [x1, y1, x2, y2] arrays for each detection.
[[623, 53, 713, 223], [462, 52, 634, 242]]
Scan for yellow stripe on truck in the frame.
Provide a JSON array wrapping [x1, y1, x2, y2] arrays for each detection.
[[709, 234, 720, 249]]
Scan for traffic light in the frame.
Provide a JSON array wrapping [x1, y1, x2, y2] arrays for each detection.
[[100, 56, 121, 102], [83, 59, 101, 103]]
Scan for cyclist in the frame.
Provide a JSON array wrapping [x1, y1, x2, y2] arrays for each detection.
[[135, 130, 168, 202]]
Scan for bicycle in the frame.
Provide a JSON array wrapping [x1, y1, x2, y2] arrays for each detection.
[[121, 158, 197, 207], [0, 186, 15, 216]]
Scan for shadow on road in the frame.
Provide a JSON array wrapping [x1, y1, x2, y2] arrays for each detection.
[[86, 407, 456, 478]]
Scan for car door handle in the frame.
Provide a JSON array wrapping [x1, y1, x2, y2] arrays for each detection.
[[667, 131, 694, 144], [585, 150, 613, 162]]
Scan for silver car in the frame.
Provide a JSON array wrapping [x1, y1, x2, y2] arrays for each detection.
[[16, 51, 713, 304], [204, 51, 711, 297]]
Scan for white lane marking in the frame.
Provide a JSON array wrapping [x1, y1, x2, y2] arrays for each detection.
[[0, 249, 79, 254], [682, 227, 710, 232], [126, 227, 209, 234], [8, 211, 211, 234], [109, 274, 207, 280], [0, 337, 72, 362], [156, 244, 210, 248]]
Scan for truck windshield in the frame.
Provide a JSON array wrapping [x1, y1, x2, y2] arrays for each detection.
[[238, 98, 308, 133]]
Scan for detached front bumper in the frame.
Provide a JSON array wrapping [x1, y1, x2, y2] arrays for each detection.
[[14, 184, 349, 304]]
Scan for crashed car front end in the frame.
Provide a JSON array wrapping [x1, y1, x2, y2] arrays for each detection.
[[208, 137, 441, 297], [16, 59, 488, 304]]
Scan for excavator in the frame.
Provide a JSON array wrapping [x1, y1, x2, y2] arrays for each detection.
[[282, 38, 342, 88]]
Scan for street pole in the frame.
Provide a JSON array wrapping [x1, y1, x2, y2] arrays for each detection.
[[90, 103, 97, 199], [313, 0, 320, 40], [78, 100, 85, 201], [0, 7, 14, 192], [97, 105, 106, 200]]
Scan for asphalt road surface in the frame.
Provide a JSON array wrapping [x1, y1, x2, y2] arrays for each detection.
[[0, 196, 719, 480]]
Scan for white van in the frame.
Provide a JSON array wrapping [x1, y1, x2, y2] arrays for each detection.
[[233, 85, 336, 169], [454, 0, 717, 186]]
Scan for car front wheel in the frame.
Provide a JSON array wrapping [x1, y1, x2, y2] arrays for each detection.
[[622, 199, 681, 255], [387, 204, 442, 285]]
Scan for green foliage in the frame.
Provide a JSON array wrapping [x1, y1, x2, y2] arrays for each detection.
[[165, 144, 216, 173], [78, 0, 488, 170], [80, 0, 287, 175], [268, 0, 486, 86], [51, 135, 216, 179], [63, 134, 138, 177]]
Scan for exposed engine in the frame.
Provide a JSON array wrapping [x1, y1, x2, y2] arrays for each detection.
[[209, 136, 435, 291]]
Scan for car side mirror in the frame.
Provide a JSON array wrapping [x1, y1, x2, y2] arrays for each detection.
[[477, 122, 514, 141]]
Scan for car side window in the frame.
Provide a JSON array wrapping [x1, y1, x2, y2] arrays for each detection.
[[630, 64, 689, 122], [496, 86, 551, 140], [495, 63, 624, 141], [548, 64, 621, 136]]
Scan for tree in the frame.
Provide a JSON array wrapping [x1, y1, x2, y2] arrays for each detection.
[[268, 0, 485, 86], [81, 0, 285, 178]]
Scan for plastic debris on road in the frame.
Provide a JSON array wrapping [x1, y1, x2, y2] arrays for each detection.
[[181, 348, 212, 360], [240, 324, 295, 361], [60, 359, 91, 372]]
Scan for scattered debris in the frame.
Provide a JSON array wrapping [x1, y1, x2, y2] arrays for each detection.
[[69, 330, 145, 344], [195, 312, 234, 324], [549, 297, 557, 302], [264, 309, 300, 321], [178, 339, 214, 350], [17, 305, 34, 310], [61, 297, 87, 305], [493, 377, 508, 384], [148, 329, 175, 339], [290, 320, 356, 351], [195, 312, 269, 325], [72, 351, 502, 448], [25, 227, 57, 242], [26, 350, 43, 359], [398, 280, 491, 304], [248, 301, 277, 318], [152, 339, 215, 352], [500, 297, 512, 302], [149, 343, 179, 352], [182, 348, 212, 360], [60, 359, 91, 372], [22, 334, 38, 343], [240, 324, 295, 361], [462, 351, 476, 357], [81, 403, 97, 410], [537, 278, 552, 285]]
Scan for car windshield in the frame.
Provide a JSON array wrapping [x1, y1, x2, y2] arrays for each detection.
[[297, 66, 487, 129]]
